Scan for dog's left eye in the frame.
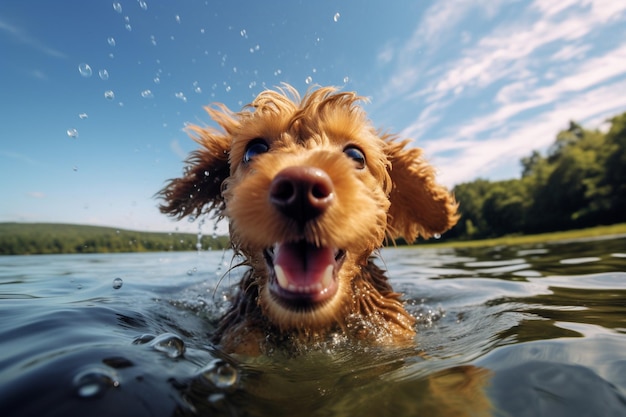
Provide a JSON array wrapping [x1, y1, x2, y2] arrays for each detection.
[[243, 139, 269, 163], [343, 146, 366, 169]]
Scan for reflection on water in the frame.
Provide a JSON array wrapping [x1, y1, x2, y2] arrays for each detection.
[[0, 236, 625, 416]]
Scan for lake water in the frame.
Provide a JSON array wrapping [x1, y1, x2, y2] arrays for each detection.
[[1, 236, 626, 416]]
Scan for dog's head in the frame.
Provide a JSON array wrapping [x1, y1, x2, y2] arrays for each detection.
[[160, 85, 458, 332]]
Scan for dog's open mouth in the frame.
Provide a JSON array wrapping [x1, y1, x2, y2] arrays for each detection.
[[264, 240, 346, 309]]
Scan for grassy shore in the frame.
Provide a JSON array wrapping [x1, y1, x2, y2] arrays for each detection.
[[422, 223, 626, 249]]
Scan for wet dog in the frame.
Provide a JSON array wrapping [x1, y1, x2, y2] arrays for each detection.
[[159, 85, 458, 355]]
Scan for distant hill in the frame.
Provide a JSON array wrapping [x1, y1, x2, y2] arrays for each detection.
[[0, 223, 230, 255]]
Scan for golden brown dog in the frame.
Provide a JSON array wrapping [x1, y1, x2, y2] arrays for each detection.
[[159, 85, 458, 355]]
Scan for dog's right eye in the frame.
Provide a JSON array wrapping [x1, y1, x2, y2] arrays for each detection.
[[243, 139, 269, 163], [343, 146, 366, 169]]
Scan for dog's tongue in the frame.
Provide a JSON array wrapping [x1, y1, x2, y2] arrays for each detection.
[[273, 242, 335, 296]]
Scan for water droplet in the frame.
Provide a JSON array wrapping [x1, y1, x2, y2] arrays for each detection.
[[153, 76, 160, 84], [78, 113, 88, 119], [125, 23, 132, 32], [343, 76, 350, 83], [107, 37, 116, 47], [138, 0, 148, 11], [199, 359, 239, 389], [112, 277, 123, 289], [141, 89, 154, 98], [175, 15, 181, 23], [150, 35, 157, 46], [174, 92, 187, 102], [305, 76, 313, 84], [333, 12, 341, 22], [149, 333, 185, 358], [67, 128, 78, 138], [240, 29, 247, 38], [98, 69, 109, 80], [73, 166, 78, 172], [78, 63, 92, 78], [73, 367, 120, 398], [132, 334, 156, 344], [104, 90, 115, 100], [112, 2, 122, 13]]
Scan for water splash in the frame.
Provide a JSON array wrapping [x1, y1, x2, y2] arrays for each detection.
[[112, 2, 122, 14], [98, 69, 109, 80], [66, 128, 78, 139], [138, 0, 148, 11], [333, 12, 341, 22], [78, 63, 92, 78], [112, 277, 123, 289], [78, 113, 88, 119], [199, 359, 239, 389], [104, 90, 115, 100], [141, 89, 154, 98], [149, 333, 186, 358], [73, 367, 120, 398], [305, 76, 313, 84], [132, 334, 156, 344], [107, 37, 116, 47]]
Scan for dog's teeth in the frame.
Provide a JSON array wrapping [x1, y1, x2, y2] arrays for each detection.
[[274, 265, 289, 289], [322, 264, 333, 289]]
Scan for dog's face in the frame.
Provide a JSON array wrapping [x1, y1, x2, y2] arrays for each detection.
[[160, 86, 458, 333]]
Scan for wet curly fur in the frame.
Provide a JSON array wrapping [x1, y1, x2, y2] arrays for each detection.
[[159, 85, 458, 355]]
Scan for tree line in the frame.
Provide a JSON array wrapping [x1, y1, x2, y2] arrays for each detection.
[[0, 223, 230, 255], [445, 111, 626, 240]]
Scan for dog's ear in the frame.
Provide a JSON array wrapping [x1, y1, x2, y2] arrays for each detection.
[[384, 137, 459, 242], [158, 124, 231, 220]]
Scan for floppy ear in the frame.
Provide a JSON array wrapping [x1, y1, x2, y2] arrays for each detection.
[[158, 124, 231, 220], [384, 137, 459, 242]]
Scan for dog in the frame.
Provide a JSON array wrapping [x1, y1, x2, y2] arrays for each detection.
[[159, 85, 458, 355]]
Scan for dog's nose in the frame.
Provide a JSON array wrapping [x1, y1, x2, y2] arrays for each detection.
[[269, 166, 334, 224]]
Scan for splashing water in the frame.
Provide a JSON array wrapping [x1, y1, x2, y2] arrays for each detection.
[[78, 63, 92, 78], [66, 128, 78, 139], [73, 366, 120, 398], [148, 333, 186, 359], [112, 277, 123, 289], [199, 359, 239, 389]]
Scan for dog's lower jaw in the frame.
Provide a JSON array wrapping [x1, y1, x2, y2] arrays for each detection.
[[260, 241, 348, 331]]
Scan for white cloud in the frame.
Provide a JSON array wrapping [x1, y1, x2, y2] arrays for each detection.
[[374, 0, 626, 188], [431, 78, 626, 186], [0, 19, 66, 59]]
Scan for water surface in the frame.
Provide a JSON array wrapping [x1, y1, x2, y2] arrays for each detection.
[[1, 237, 625, 416]]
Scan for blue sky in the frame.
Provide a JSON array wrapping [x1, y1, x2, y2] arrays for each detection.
[[1, 0, 625, 233]]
